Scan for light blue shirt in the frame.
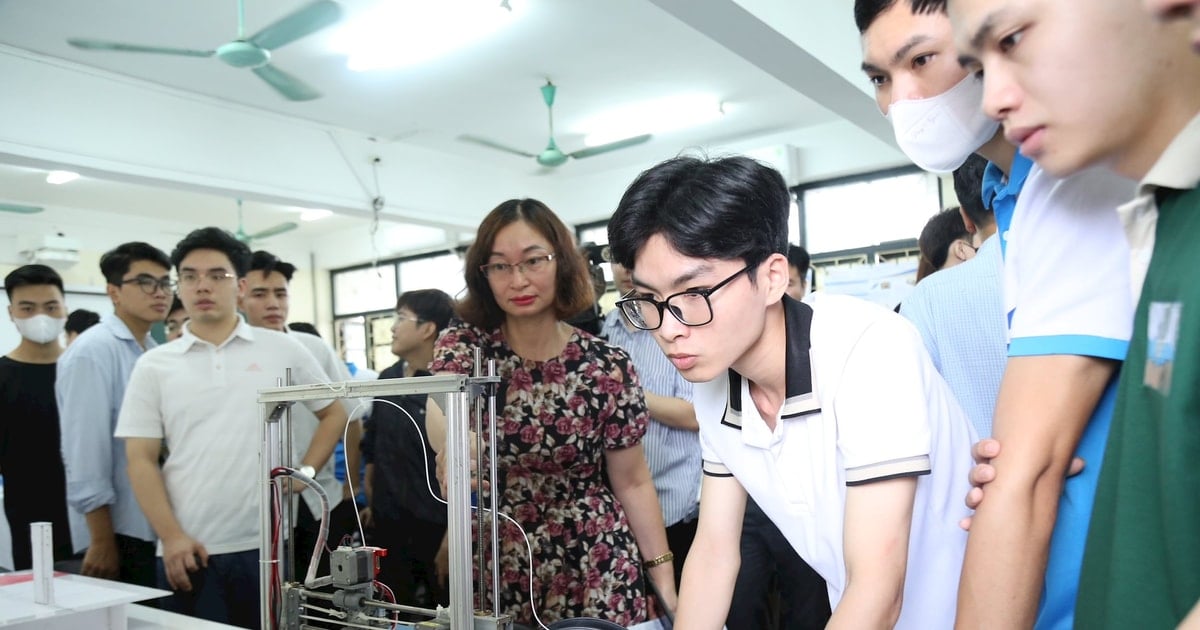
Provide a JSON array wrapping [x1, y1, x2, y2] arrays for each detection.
[[900, 235, 1006, 438], [56, 314, 156, 541], [601, 309, 699, 526]]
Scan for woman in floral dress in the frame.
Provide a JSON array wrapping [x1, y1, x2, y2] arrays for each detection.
[[427, 198, 676, 627]]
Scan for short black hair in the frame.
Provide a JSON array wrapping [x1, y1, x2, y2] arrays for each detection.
[[168, 295, 185, 315], [249, 250, 297, 282], [4, 264, 64, 299], [99, 242, 171, 286], [170, 227, 252, 277], [608, 155, 789, 273], [397, 289, 456, 335], [855, 0, 947, 33], [786, 244, 810, 277], [65, 309, 101, 334], [287, 322, 321, 338], [917, 207, 970, 280], [953, 154, 993, 229]]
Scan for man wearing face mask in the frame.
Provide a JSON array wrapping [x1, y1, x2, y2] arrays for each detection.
[[0, 264, 74, 570], [857, 2, 1137, 628]]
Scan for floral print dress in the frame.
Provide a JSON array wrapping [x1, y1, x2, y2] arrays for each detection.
[[431, 321, 651, 626]]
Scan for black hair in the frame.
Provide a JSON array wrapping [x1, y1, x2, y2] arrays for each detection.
[[855, 0, 947, 33], [287, 322, 321, 338], [169, 227, 252, 277], [4, 264, 64, 299], [65, 309, 101, 334], [168, 295, 185, 315], [99, 242, 171, 286], [608, 155, 789, 273], [953, 154, 993, 229], [917, 207, 971, 281], [249, 250, 297, 282], [786, 244, 810, 277], [397, 288, 456, 334]]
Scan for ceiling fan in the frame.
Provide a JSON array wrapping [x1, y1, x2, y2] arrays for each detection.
[[67, 0, 343, 102], [459, 81, 652, 169], [0, 203, 44, 214], [234, 199, 297, 243]]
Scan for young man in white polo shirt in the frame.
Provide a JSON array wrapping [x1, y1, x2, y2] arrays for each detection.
[[239, 249, 362, 575], [607, 155, 976, 629], [116, 228, 349, 628]]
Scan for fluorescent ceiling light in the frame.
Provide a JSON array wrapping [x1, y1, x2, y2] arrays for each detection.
[[298, 208, 333, 222], [581, 95, 725, 147], [330, 0, 523, 72], [45, 170, 80, 185]]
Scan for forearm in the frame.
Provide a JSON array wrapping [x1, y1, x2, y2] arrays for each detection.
[[611, 467, 676, 599], [363, 463, 375, 505], [828, 581, 903, 630], [644, 392, 698, 432], [127, 456, 185, 541], [344, 420, 363, 490], [302, 405, 348, 470], [674, 534, 739, 628], [956, 356, 1115, 628], [84, 506, 116, 545]]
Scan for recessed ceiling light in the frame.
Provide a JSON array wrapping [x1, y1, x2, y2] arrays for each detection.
[[299, 208, 333, 222], [330, 0, 524, 72], [45, 170, 80, 185], [580, 95, 725, 147]]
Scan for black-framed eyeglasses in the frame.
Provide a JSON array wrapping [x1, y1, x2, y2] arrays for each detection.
[[616, 264, 753, 331], [119, 274, 174, 295], [479, 254, 556, 279]]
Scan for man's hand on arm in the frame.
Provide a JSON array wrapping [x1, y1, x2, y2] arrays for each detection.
[[960, 439, 1086, 531], [126, 437, 207, 591], [828, 477, 917, 630], [956, 355, 1116, 629]]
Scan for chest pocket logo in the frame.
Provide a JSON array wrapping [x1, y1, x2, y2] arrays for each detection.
[[1145, 301, 1182, 395]]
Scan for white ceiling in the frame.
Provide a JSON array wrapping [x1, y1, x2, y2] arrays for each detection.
[[0, 0, 906, 268]]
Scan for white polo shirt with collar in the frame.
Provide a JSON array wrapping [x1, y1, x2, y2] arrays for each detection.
[[696, 294, 975, 629], [115, 317, 334, 556]]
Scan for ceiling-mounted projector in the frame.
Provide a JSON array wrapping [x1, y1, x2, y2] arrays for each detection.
[[20, 234, 81, 269]]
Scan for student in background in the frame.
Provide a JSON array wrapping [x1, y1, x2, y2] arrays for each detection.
[[57, 242, 171, 587], [361, 289, 455, 609], [165, 296, 188, 342], [64, 309, 100, 346], [0, 264, 73, 570]]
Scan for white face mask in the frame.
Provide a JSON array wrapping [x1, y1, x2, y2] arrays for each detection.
[[887, 73, 1001, 173], [14, 314, 66, 345]]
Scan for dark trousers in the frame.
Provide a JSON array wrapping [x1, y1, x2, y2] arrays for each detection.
[[115, 533, 157, 588], [156, 549, 260, 629], [727, 499, 830, 630], [372, 506, 447, 609], [665, 517, 698, 588], [5, 494, 73, 570]]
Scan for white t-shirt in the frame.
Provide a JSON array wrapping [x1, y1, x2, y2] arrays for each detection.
[[115, 318, 334, 555], [696, 295, 975, 629], [290, 330, 358, 518], [1004, 165, 1136, 359]]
